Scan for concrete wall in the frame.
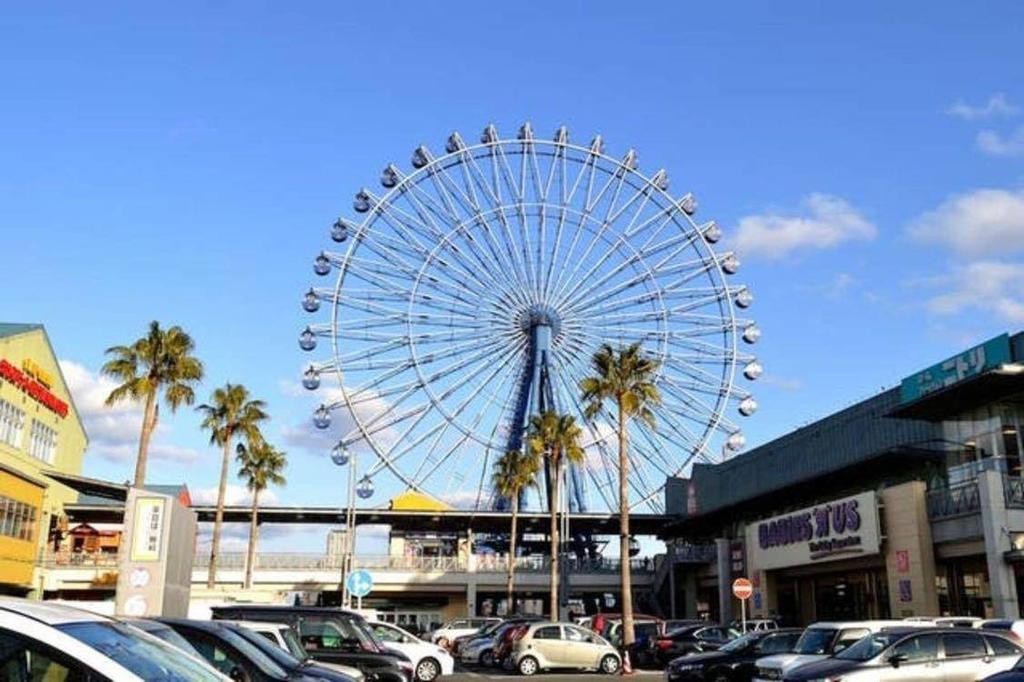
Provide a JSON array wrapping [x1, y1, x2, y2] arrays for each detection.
[[881, 481, 939, 617]]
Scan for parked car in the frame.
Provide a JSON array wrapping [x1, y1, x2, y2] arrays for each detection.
[[986, 655, 1024, 680], [983, 619, 1024, 642], [450, 619, 504, 656], [161, 617, 346, 682], [602, 617, 667, 667], [233, 620, 366, 682], [664, 619, 706, 632], [904, 616, 983, 628], [429, 617, 501, 647], [510, 621, 621, 675], [461, 619, 542, 667], [493, 622, 532, 669], [590, 612, 660, 637], [0, 598, 227, 681], [367, 620, 454, 681], [753, 620, 906, 681], [664, 628, 802, 682], [651, 624, 740, 666], [211, 605, 413, 682], [125, 616, 209, 660], [785, 627, 1022, 681], [729, 619, 778, 633], [230, 621, 365, 682]]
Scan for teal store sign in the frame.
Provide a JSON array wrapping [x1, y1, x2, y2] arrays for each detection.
[[900, 334, 1012, 404]]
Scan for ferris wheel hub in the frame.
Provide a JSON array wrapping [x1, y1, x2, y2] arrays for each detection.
[[516, 303, 563, 338]]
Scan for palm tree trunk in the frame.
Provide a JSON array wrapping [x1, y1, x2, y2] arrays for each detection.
[[208, 437, 232, 589], [244, 489, 260, 589], [618, 403, 635, 648], [549, 455, 560, 621], [133, 391, 158, 488], [507, 493, 519, 614]]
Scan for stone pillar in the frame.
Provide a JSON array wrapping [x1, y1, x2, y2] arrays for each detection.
[[979, 469, 1019, 618], [683, 570, 698, 619], [880, 481, 940, 617], [466, 580, 478, 617], [716, 538, 731, 623]]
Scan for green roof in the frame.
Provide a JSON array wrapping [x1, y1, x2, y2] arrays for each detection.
[[0, 323, 43, 339]]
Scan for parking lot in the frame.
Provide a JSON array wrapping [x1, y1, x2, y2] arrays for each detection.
[[446, 671, 662, 682]]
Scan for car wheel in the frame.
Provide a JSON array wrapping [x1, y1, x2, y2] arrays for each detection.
[[416, 658, 441, 682], [600, 655, 620, 674], [708, 669, 731, 682], [518, 656, 539, 676], [480, 650, 494, 667]]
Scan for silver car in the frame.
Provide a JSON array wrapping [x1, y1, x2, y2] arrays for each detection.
[[783, 628, 1022, 681], [511, 622, 621, 675]]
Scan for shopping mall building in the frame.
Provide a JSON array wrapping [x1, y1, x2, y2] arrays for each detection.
[[661, 331, 1024, 625], [0, 323, 88, 595]]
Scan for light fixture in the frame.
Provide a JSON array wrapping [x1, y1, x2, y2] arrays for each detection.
[[380, 165, 399, 189], [331, 219, 349, 243], [356, 477, 375, 499], [739, 396, 758, 417], [313, 405, 331, 430], [353, 189, 372, 213], [331, 442, 350, 466], [313, 253, 331, 276], [298, 327, 317, 351], [302, 289, 320, 313], [302, 366, 321, 390]]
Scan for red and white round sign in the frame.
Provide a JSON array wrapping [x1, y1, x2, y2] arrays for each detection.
[[732, 577, 753, 600]]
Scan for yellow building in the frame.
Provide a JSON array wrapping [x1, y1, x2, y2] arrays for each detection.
[[0, 323, 88, 595]]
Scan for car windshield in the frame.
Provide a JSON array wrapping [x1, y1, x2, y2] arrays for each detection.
[[720, 633, 758, 653], [836, 632, 901, 661], [794, 628, 837, 655], [233, 625, 303, 669], [279, 627, 310, 660], [130, 622, 205, 660], [57, 621, 224, 682]]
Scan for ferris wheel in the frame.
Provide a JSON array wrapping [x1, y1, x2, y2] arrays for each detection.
[[297, 123, 760, 513]]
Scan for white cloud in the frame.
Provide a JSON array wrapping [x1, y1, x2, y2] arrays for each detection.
[[732, 194, 876, 260], [280, 377, 396, 457], [924, 261, 1024, 322], [977, 125, 1024, 157], [60, 360, 200, 464], [191, 484, 280, 507], [947, 93, 1018, 121], [908, 188, 1024, 257]]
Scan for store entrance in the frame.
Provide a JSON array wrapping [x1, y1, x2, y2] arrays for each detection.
[[774, 566, 890, 625]]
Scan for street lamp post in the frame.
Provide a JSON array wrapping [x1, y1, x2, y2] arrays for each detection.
[[332, 442, 358, 608]]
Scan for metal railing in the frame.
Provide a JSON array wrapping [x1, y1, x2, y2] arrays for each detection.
[[926, 482, 981, 519], [42, 551, 120, 568]]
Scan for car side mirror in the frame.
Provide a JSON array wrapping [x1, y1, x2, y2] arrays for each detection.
[[888, 653, 908, 668]]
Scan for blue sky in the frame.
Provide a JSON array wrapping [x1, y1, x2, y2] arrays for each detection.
[[3, 2, 1024, 552]]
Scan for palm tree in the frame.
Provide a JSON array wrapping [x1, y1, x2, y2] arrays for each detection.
[[102, 321, 204, 488], [491, 448, 541, 614], [580, 342, 661, 651], [236, 440, 287, 589], [527, 410, 584, 620], [197, 383, 269, 588]]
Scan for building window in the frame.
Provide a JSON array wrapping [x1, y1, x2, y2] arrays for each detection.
[[28, 420, 58, 464], [0, 496, 37, 543], [0, 398, 25, 448]]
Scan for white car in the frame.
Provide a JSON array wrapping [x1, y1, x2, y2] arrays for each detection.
[[0, 597, 228, 681], [753, 620, 907, 681], [429, 617, 501, 647], [369, 620, 455, 681], [231, 619, 366, 681], [904, 616, 983, 628]]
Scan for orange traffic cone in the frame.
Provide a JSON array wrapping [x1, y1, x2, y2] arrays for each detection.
[[621, 649, 633, 676]]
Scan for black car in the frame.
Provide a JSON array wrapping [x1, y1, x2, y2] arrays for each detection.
[[987, 656, 1024, 680], [212, 605, 411, 682], [665, 628, 802, 682], [230, 622, 359, 682], [451, 619, 505, 656], [651, 624, 740, 665], [159, 618, 329, 682]]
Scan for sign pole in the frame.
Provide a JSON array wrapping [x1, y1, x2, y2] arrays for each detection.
[[740, 593, 746, 633]]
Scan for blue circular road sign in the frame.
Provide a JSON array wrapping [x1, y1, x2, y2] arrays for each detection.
[[346, 570, 373, 598]]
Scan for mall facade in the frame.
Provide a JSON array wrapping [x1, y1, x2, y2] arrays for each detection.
[[0, 323, 88, 595], [662, 331, 1024, 625]]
